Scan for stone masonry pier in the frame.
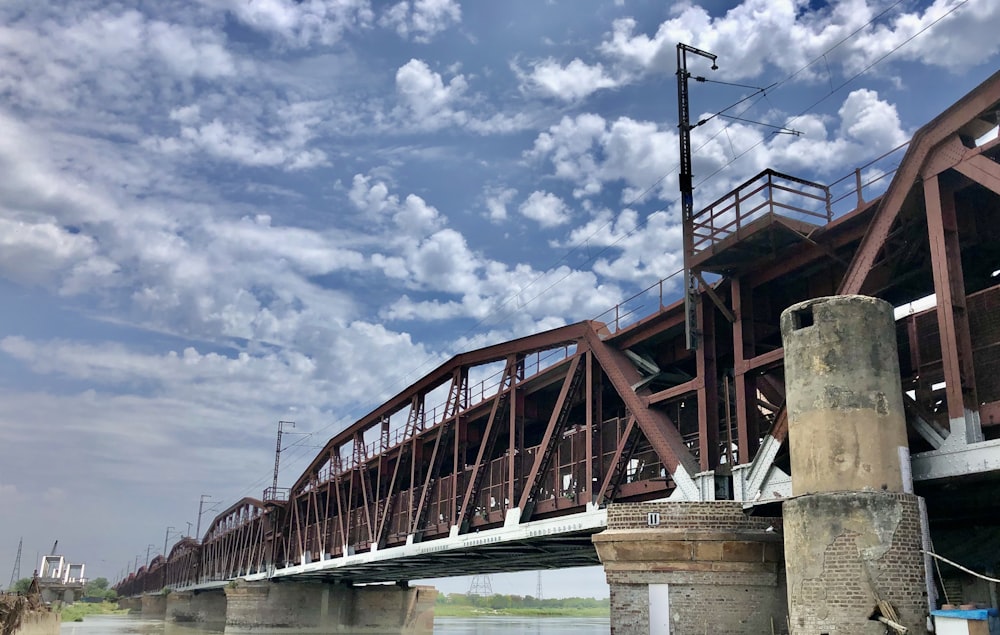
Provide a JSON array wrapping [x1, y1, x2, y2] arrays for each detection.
[[222, 579, 435, 634], [593, 501, 786, 634], [126, 581, 435, 633]]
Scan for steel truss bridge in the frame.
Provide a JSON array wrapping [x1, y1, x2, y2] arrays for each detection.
[[118, 70, 1000, 597]]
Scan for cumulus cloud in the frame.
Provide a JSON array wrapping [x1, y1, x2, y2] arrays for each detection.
[[527, 89, 906, 205], [391, 58, 533, 134], [394, 58, 470, 129], [202, 0, 375, 47], [484, 186, 517, 222], [382, 262, 622, 337], [0, 6, 238, 115], [517, 58, 621, 101], [558, 206, 685, 286], [0, 219, 105, 289], [766, 88, 908, 174], [598, 0, 1000, 84], [349, 173, 445, 237], [519, 191, 572, 227], [527, 113, 677, 201], [380, 0, 462, 42], [144, 100, 330, 170]]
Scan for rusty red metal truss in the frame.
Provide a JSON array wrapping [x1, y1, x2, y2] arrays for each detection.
[[118, 69, 1000, 595]]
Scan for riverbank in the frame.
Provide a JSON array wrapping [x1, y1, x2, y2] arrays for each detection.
[[1, 594, 59, 635], [434, 605, 609, 618], [59, 603, 126, 623]]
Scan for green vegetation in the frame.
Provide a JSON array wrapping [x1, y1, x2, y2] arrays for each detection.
[[434, 593, 609, 618], [83, 577, 117, 602], [10, 578, 31, 594], [60, 601, 126, 623]]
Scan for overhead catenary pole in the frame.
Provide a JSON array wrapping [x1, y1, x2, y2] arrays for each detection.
[[676, 42, 718, 350], [271, 420, 296, 498], [163, 526, 175, 559], [196, 494, 213, 540]]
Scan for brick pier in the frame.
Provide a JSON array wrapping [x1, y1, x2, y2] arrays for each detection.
[[593, 501, 786, 634]]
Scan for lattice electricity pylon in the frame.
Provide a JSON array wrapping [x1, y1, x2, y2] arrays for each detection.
[[8, 537, 22, 590], [467, 574, 494, 596], [536, 570, 542, 600]]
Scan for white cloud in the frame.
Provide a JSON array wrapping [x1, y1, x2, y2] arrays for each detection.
[[558, 206, 685, 286], [527, 113, 677, 201], [518, 191, 572, 227], [203, 0, 375, 47], [395, 58, 469, 129], [405, 229, 480, 293], [0, 219, 103, 289], [145, 114, 329, 171], [391, 58, 533, 134], [484, 186, 517, 222], [598, 0, 1000, 84], [146, 19, 237, 78], [517, 58, 621, 101], [0, 7, 238, 115], [527, 89, 905, 204], [767, 88, 908, 174], [207, 215, 366, 277], [382, 262, 622, 336], [349, 173, 444, 237], [380, 0, 462, 43]]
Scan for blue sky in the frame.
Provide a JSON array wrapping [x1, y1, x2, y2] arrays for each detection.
[[1, 0, 998, 597]]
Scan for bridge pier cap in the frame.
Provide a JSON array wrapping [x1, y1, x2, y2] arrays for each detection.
[[780, 294, 909, 495]]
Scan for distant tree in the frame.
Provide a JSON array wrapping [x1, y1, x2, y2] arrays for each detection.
[[488, 594, 508, 610], [12, 578, 32, 594], [84, 577, 109, 597]]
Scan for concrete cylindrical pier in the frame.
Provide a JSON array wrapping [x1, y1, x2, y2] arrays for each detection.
[[781, 295, 909, 495], [780, 295, 928, 635]]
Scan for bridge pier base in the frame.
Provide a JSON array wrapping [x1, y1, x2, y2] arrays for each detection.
[[166, 589, 226, 626], [223, 579, 436, 633], [593, 501, 786, 635], [139, 593, 167, 618]]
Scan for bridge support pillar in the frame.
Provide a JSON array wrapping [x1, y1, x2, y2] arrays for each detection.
[[223, 579, 436, 633], [593, 501, 785, 635], [781, 296, 929, 634], [139, 593, 167, 618], [166, 589, 226, 626], [117, 596, 141, 613]]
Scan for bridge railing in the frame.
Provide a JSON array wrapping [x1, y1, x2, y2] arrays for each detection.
[[827, 141, 909, 217]]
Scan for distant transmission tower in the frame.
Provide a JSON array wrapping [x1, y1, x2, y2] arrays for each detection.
[[8, 537, 22, 590], [536, 571, 543, 600], [467, 574, 494, 596]]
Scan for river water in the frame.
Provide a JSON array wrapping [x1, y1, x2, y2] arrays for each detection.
[[61, 614, 610, 634]]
